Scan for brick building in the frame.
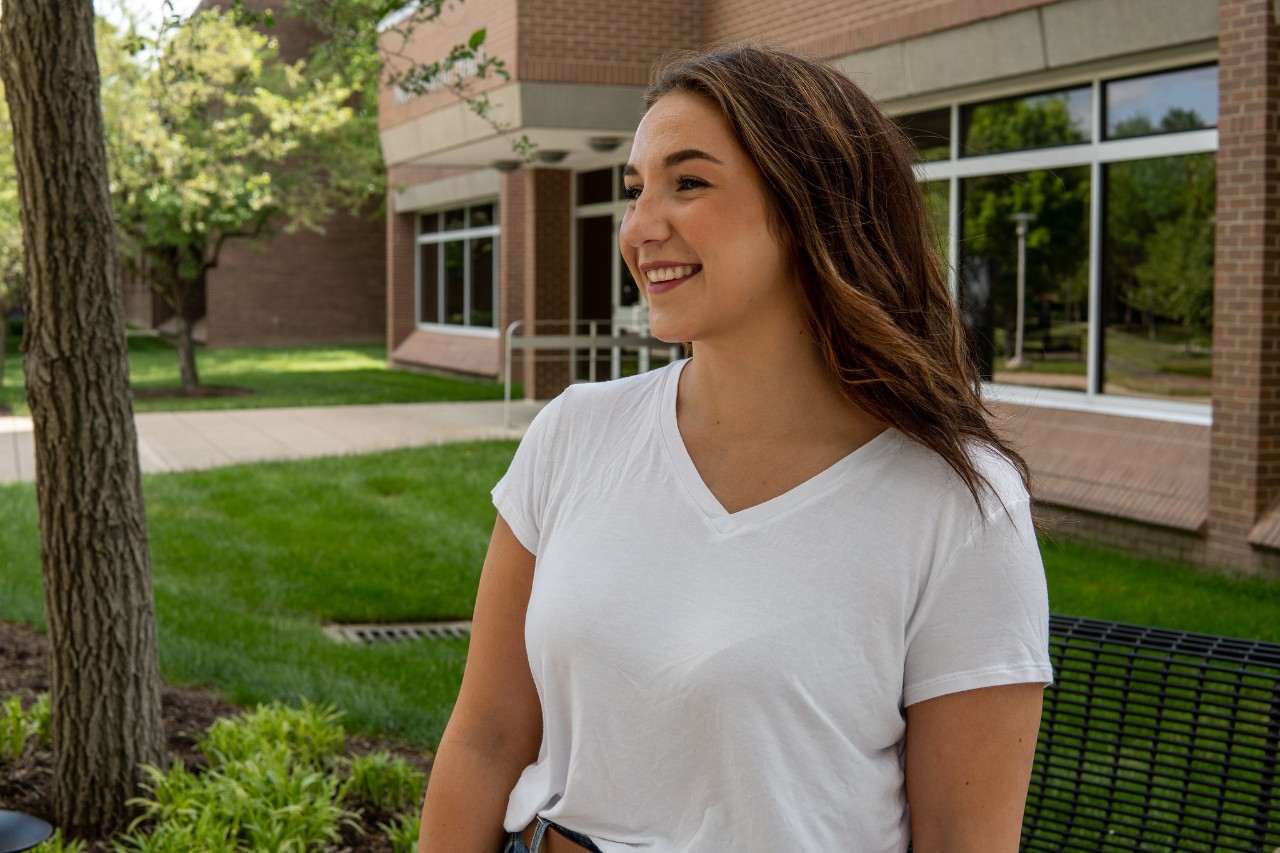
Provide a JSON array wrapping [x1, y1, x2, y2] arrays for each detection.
[[378, 0, 1280, 576], [124, 0, 387, 348]]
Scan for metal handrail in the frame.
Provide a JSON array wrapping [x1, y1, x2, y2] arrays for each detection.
[[503, 319, 679, 427]]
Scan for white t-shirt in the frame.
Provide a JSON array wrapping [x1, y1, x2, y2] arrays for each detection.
[[493, 359, 1051, 853]]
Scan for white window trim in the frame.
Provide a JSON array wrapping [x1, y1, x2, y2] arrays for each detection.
[[415, 204, 500, 335]]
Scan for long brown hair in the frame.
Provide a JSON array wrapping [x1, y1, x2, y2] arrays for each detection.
[[645, 45, 1031, 506]]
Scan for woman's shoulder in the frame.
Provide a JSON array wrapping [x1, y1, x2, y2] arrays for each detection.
[[879, 431, 1030, 517]]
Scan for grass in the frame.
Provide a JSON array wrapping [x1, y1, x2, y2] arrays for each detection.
[[1, 443, 1278, 751], [0, 337, 514, 416], [0, 442, 517, 748], [1040, 537, 1280, 642]]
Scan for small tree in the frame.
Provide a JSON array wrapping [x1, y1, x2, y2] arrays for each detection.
[[99, 7, 368, 390]]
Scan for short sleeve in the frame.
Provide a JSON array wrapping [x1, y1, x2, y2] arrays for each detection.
[[491, 394, 566, 556], [902, 495, 1053, 707]]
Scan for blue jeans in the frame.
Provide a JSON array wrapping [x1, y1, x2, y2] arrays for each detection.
[[504, 817, 603, 853]]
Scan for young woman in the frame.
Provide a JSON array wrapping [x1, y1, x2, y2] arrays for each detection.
[[418, 45, 1052, 853]]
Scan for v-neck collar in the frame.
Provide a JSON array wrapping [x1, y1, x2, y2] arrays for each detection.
[[658, 359, 897, 534]]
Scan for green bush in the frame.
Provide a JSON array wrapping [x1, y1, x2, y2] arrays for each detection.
[[340, 751, 427, 812], [200, 701, 346, 770], [379, 813, 421, 853], [0, 693, 49, 762], [115, 702, 357, 852], [117, 755, 351, 853]]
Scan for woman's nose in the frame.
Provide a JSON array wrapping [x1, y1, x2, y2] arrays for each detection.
[[619, 192, 669, 248]]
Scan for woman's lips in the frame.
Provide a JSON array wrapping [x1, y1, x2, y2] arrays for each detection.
[[642, 263, 701, 295]]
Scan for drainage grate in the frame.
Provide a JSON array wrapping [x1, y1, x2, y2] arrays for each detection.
[[323, 621, 472, 644]]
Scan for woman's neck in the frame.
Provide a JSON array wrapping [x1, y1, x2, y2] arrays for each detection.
[[677, 325, 882, 448]]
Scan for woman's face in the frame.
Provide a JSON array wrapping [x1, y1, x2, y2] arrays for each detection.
[[619, 91, 797, 346]]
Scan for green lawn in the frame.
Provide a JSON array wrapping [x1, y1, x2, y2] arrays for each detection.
[[1040, 537, 1280, 642], [0, 442, 517, 748], [0, 337, 513, 415], [1, 445, 1277, 750]]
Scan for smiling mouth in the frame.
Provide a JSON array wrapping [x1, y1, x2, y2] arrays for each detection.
[[645, 264, 700, 283]]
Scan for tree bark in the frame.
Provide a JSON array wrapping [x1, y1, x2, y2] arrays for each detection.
[[0, 0, 165, 840], [0, 311, 8, 389], [176, 312, 200, 390]]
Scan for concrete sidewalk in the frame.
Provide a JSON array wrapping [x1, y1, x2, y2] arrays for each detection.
[[0, 400, 544, 484]]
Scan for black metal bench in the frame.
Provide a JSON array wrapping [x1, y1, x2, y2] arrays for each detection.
[[1022, 614, 1280, 851]]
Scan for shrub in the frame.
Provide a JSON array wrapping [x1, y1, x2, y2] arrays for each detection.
[[379, 813, 421, 853], [0, 693, 50, 762], [116, 703, 355, 852], [200, 700, 345, 770], [117, 754, 350, 853], [339, 751, 427, 812]]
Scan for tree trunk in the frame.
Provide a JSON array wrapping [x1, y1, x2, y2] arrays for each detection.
[[0, 310, 7, 389], [176, 313, 200, 391], [0, 0, 165, 841]]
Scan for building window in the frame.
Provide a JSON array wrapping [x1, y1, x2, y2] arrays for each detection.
[[961, 86, 1092, 156], [900, 62, 1217, 411], [1105, 65, 1218, 140], [417, 202, 498, 330]]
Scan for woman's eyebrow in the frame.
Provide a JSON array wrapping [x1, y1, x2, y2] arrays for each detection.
[[623, 149, 725, 177]]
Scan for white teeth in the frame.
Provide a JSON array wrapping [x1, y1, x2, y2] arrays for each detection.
[[645, 265, 696, 283]]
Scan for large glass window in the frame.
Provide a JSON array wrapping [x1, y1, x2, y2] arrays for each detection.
[[1103, 154, 1214, 400], [417, 202, 500, 329], [961, 168, 1091, 387], [897, 108, 951, 161], [961, 86, 1091, 156], [1106, 65, 1218, 139], [908, 62, 1217, 410]]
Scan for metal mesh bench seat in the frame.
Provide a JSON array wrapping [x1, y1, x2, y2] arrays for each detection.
[[1021, 614, 1280, 851]]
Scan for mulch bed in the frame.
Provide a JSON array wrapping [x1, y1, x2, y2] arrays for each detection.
[[0, 620, 432, 852]]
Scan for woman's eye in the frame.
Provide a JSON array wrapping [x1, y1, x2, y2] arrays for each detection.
[[677, 176, 708, 191], [622, 185, 642, 200]]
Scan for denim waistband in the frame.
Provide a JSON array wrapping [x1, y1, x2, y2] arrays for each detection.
[[504, 816, 603, 853]]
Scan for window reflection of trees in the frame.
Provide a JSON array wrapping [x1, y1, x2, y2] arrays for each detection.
[[963, 90, 1090, 156], [961, 167, 1090, 387], [1104, 152, 1214, 398]]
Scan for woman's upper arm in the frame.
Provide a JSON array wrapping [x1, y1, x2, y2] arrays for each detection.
[[904, 682, 1044, 853], [446, 513, 543, 763]]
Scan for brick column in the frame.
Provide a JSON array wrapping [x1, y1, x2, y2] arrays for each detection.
[[518, 167, 573, 400], [386, 192, 417, 355], [1206, 0, 1280, 574], [499, 170, 527, 385]]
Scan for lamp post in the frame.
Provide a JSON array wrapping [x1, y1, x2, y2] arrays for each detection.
[[1006, 211, 1036, 370]]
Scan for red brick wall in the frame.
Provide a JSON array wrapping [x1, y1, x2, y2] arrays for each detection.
[[519, 168, 572, 398], [206, 207, 384, 347], [500, 170, 527, 382], [994, 404, 1210, 534], [387, 197, 417, 354], [518, 0, 703, 85], [1037, 505, 1210, 569], [1207, 0, 1280, 575], [379, 0, 519, 130], [703, 0, 1055, 59]]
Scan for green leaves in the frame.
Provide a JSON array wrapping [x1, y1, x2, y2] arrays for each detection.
[[117, 702, 355, 853], [0, 693, 50, 762], [98, 8, 368, 306]]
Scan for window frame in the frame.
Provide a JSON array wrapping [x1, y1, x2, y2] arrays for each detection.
[[415, 201, 501, 337], [904, 64, 1216, 426]]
